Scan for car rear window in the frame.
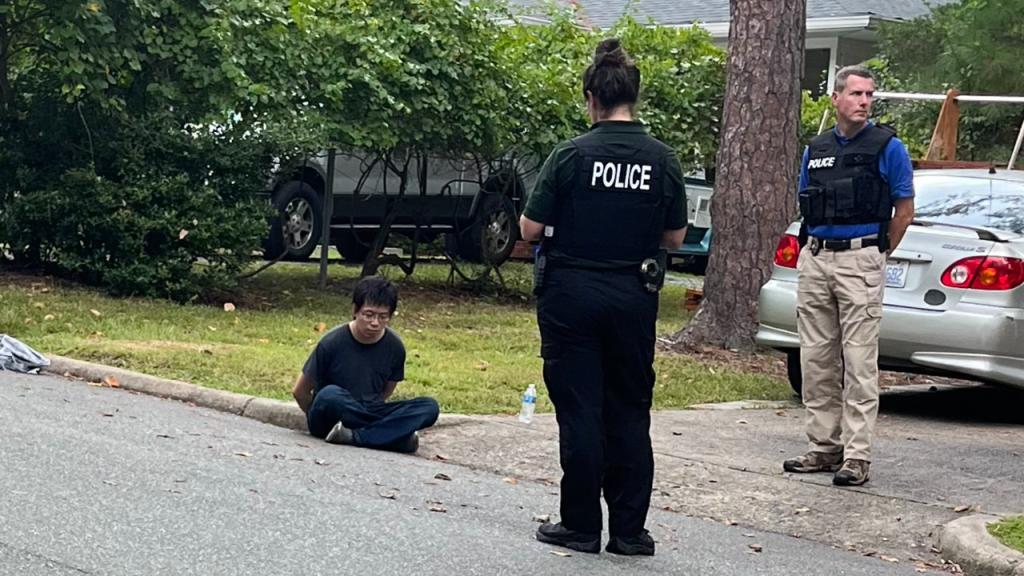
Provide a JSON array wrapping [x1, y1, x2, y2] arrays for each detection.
[[914, 175, 1024, 234]]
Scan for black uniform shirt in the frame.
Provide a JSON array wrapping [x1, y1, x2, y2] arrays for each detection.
[[523, 121, 687, 231]]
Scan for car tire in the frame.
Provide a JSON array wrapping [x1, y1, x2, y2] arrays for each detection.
[[786, 349, 802, 399], [266, 181, 322, 261], [450, 193, 517, 264], [335, 230, 373, 263]]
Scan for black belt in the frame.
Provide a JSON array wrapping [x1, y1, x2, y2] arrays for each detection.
[[809, 236, 879, 252]]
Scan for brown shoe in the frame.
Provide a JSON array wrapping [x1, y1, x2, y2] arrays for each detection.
[[833, 459, 870, 486], [783, 451, 843, 473]]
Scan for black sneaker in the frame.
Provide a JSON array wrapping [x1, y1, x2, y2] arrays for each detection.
[[387, 432, 419, 454], [536, 522, 601, 554], [606, 529, 655, 556]]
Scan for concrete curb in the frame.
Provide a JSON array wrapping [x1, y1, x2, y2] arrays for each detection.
[[44, 355, 473, 433], [938, 515, 1024, 576]]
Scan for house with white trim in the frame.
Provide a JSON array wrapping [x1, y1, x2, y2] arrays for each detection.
[[517, 0, 957, 95]]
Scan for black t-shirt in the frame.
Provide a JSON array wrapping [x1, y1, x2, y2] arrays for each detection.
[[302, 324, 406, 403]]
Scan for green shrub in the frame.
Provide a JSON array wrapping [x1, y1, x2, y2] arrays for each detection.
[[4, 167, 268, 301]]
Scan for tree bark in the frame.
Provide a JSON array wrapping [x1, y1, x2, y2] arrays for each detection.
[[675, 0, 806, 351]]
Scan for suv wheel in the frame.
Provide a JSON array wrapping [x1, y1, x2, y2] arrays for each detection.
[[266, 181, 322, 261], [449, 193, 517, 264]]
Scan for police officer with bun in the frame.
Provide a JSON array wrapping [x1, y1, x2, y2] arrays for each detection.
[[783, 65, 915, 486], [519, 38, 687, 557]]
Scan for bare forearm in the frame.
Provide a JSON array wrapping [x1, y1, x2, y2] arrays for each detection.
[[293, 374, 315, 414], [888, 198, 915, 252], [888, 216, 913, 251]]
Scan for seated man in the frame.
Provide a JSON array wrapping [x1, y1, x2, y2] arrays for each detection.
[[293, 276, 439, 453]]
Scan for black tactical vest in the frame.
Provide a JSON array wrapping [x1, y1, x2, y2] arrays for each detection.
[[546, 130, 672, 264], [800, 124, 896, 227]]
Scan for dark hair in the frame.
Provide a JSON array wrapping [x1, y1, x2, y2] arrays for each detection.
[[582, 38, 641, 112], [834, 65, 875, 93], [352, 276, 398, 314]]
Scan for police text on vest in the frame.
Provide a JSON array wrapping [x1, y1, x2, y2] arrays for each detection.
[[808, 156, 836, 169], [591, 161, 652, 191]]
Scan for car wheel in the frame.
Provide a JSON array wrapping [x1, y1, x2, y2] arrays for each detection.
[[266, 181, 322, 261], [335, 230, 373, 263], [452, 193, 517, 264], [786, 349, 802, 398]]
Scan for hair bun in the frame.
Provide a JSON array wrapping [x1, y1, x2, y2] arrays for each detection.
[[593, 38, 627, 68]]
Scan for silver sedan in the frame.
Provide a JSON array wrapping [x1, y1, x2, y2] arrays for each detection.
[[756, 168, 1024, 394]]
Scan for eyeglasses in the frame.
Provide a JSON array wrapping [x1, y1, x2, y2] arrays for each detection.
[[357, 310, 392, 323]]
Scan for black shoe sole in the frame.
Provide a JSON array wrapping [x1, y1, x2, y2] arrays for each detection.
[[833, 475, 869, 486], [536, 533, 601, 554], [606, 541, 655, 556]]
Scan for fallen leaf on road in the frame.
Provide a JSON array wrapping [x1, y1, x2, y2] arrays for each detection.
[[223, 302, 236, 312], [549, 551, 572, 558], [156, 434, 174, 439], [953, 505, 971, 513], [428, 504, 447, 513], [724, 519, 737, 526], [503, 477, 518, 485], [748, 544, 763, 553], [775, 410, 786, 416], [794, 507, 810, 514], [672, 431, 683, 436], [90, 309, 102, 317], [378, 491, 398, 500], [101, 412, 115, 417], [103, 375, 120, 388], [743, 533, 755, 538], [434, 473, 452, 481], [434, 454, 450, 461], [736, 419, 748, 425], [314, 459, 326, 466], [102, 480, 118, 486], [234, 452, 252, 458], [314, 322, 327, 333], [879, 555, 900, 563], [533, 514, 551, 523]]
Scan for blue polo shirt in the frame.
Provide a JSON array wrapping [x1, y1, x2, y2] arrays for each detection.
[[799, 123, 914, 239]]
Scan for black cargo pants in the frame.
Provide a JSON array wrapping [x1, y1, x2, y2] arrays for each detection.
[[537, 265, 658, 537]]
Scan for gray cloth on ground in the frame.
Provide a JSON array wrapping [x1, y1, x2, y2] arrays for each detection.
[[0, 334, 50, 374]]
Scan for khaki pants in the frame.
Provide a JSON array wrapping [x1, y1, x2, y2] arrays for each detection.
[[797, 243, 885, 462]]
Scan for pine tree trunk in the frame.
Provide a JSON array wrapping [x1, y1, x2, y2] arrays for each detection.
[[675, 0, 806, 351]]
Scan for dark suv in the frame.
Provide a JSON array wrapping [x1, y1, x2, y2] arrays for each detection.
[[265, 151, 535, 264]]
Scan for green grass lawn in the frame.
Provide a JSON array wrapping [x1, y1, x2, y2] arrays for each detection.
[[0, 260, 789, 414], [990, 516, 1024, 553]]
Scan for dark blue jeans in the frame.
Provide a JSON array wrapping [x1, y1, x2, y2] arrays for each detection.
[[307, 385, 439, 449]]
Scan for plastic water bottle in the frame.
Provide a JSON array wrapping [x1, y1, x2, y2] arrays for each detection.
[[519, 384, 537, 424]]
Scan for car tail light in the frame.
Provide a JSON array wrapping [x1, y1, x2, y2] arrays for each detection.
[[774, 234, 800, 269], [941, 256, 1024, 290]]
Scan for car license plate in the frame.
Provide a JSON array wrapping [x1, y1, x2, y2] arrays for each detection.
[[885, 260, 909, 289]]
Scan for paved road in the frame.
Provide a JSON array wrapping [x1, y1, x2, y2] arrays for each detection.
[[0, 371, 921, 575]]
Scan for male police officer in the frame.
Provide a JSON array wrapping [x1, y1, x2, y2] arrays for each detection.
[[783, 65, 915, 486], [519, 39, 686, 556]]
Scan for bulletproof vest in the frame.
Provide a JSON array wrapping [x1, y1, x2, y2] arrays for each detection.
[[800, 124, 896, 227], [547, 130, 671, 264]]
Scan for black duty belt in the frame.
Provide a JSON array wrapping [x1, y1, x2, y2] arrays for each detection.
[[809, 236, 879, 252]]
